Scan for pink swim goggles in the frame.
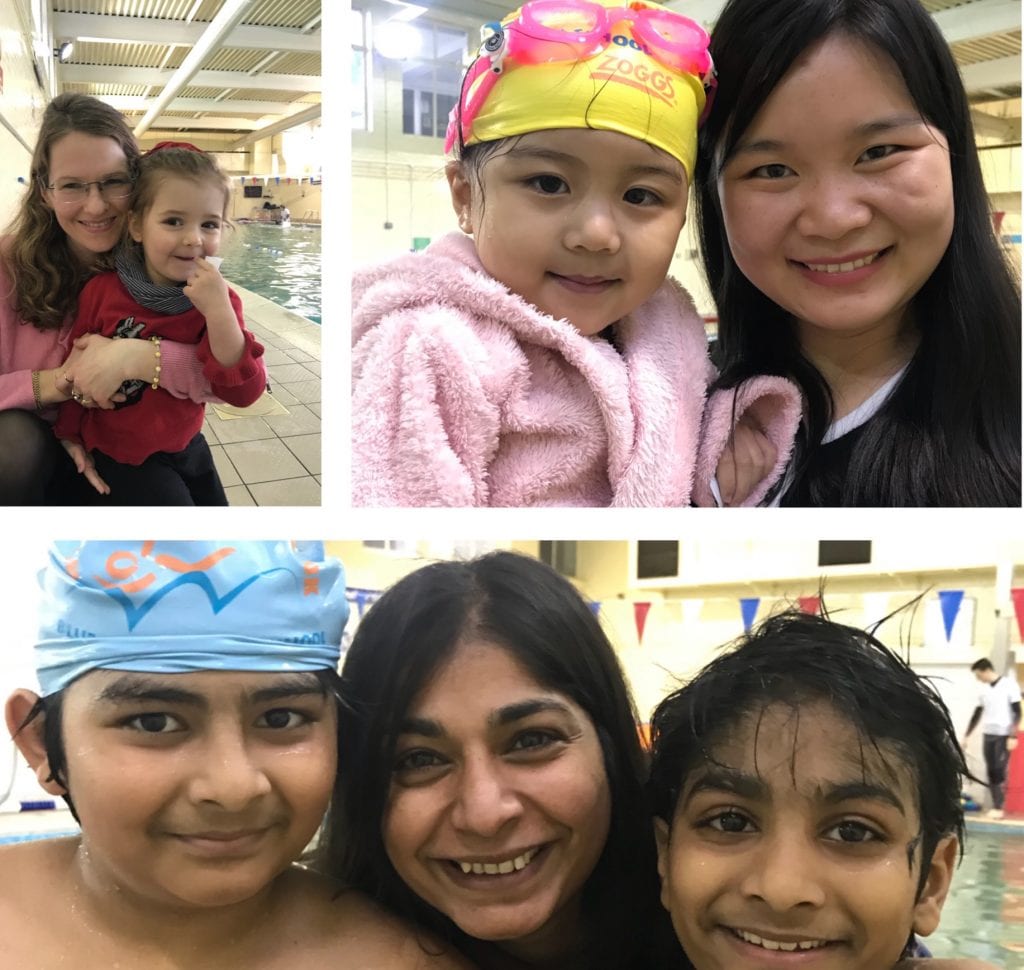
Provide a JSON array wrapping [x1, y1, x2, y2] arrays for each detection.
[[445, 0, 716, 153]]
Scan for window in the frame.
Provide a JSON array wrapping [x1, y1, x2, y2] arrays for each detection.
[[817, 541, 872, 567], [362, 540, 417, 556], [637, 541, 679, 580], [351, 8, 370, 130], [398, 22, 466, 138], [539, 541, 577, 577]]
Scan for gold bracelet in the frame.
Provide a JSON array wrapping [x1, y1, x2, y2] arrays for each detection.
[[31, 370, 43, 410], [150, 335, 162, 390]]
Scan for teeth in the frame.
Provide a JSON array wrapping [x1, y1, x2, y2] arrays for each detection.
[[736, 929, 827, 951], [804, 252, 880, 274], [457, 847, 539, 876]]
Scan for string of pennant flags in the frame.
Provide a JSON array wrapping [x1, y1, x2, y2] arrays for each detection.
[[345, 586, 1024, 648], [237, 175, 322, 185]]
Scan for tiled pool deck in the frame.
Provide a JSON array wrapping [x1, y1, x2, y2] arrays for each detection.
[[204, 286, 321, 506]]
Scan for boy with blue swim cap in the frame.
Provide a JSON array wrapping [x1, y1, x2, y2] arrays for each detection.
[[1, 540, 473, 970]]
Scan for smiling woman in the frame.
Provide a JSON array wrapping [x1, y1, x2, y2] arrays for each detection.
[[321, 550, 687, 969], [697, 0, 1021, 506]]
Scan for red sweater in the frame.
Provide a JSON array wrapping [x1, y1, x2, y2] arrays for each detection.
[[54, 272, 266, 465]]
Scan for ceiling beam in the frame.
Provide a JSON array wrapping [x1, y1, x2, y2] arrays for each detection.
[[125, 114, 263, 131], [134, 0, 258, 137], [971, 109, 1021, 141], [97, 95, 312, 115], [961, 55, 1022, 93], [62, 65, 322, 94], [230, 103, 321, 148], [53, 13, 319, 53], [665, 0, 1022, 44], [933, 0, 1021, 44]]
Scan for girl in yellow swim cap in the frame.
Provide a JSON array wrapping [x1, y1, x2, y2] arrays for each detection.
[[352, 0, 801, 509]]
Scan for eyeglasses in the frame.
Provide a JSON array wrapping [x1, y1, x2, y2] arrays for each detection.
[[43, 176, 135, 204], [446, 0, 715, 153]]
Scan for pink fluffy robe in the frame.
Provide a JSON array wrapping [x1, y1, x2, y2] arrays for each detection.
[[352, 232, 800, 507]]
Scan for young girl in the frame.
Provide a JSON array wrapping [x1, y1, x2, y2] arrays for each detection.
[[697, 0, 1021, 506], [54, 143, 266, 505], [647, 608, 997, 969], [352, 0, 801, 507], [1, 540, 473, 970]]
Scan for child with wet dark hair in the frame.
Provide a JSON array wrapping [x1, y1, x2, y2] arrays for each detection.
[[647, 608, 993, 970]]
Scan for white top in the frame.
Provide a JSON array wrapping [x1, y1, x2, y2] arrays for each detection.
[[979, 676, 1023, 735]]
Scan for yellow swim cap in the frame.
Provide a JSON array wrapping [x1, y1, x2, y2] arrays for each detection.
[[448, 0, 712, 178]]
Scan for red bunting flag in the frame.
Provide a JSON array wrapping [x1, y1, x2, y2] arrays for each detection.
[[1011, 588, 1024, 641], [798, 596, 820, 615], [634, 602, 651, 645]]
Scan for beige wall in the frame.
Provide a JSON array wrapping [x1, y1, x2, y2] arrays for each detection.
[[333, 537, 1024, 806]]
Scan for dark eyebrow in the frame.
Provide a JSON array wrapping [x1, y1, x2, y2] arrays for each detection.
[[398, 698, 579, 737], [683, 767, 908, 816], [682, 767, 765, 803], [732, 115, 931, 159], [490, 698, 578, 728], [823, 781, 907, 815], [504, 146, 682, 184], [96, 672, 325, 708], [97, 675, 207, 709]]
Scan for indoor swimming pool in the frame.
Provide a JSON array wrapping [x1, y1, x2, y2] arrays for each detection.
[[218, 222, 321, 324], [929, 829, 1024, 967]]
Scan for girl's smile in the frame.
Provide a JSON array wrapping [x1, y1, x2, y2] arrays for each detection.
[[448, 127, 688, 336]]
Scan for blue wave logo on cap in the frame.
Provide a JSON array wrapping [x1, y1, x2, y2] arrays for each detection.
[[67, 543, 275, 631]]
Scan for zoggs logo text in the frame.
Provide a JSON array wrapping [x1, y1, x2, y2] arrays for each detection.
[[591, 34, 677, 104]]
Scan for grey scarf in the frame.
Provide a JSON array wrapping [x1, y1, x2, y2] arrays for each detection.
[[115, 244, 194, 316]]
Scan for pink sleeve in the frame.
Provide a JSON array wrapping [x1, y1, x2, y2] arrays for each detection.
[[157, 339, 217, 403], [0, 369, 36, 412], [692, 375, 803, 507], [0, 261, 63, 411], [352, 305, 501, 507]]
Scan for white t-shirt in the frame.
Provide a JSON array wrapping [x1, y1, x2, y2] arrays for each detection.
[[979, 676, 1023, 735]]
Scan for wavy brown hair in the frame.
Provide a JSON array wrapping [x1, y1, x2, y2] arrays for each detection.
[[2, 94, 138, 331]]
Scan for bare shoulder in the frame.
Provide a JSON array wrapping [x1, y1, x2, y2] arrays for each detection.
[[0, 839, 80, 962], [0, 838, 77, 899], [271, 867, 477, 969]]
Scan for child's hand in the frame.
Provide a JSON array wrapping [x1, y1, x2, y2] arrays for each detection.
[[61, 440, 110, 495], [183, 256, 231, 317], [717, 414, 777, 507]]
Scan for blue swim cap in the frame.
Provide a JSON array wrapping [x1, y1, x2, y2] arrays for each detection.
[[36, 540, 348, 696]]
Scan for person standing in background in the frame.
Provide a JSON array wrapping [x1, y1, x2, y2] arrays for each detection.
[[964, 657, 1022, 818]]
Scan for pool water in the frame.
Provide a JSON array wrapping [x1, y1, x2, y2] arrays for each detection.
[[928, 830, 1024, 967], [217, 223, 321, 324]]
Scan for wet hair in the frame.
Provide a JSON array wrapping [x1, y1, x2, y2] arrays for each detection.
[[970, 657, 994, 673], [2, 93, 139, 330], [696, 0, 1020, 506], [320, 551, 686, 969], [131, 145, 231, 222], [15, 668, 344, 825], [647, 607, 967, 904]]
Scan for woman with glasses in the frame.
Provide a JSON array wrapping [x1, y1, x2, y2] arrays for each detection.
[[0, 94, 217, 504]]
